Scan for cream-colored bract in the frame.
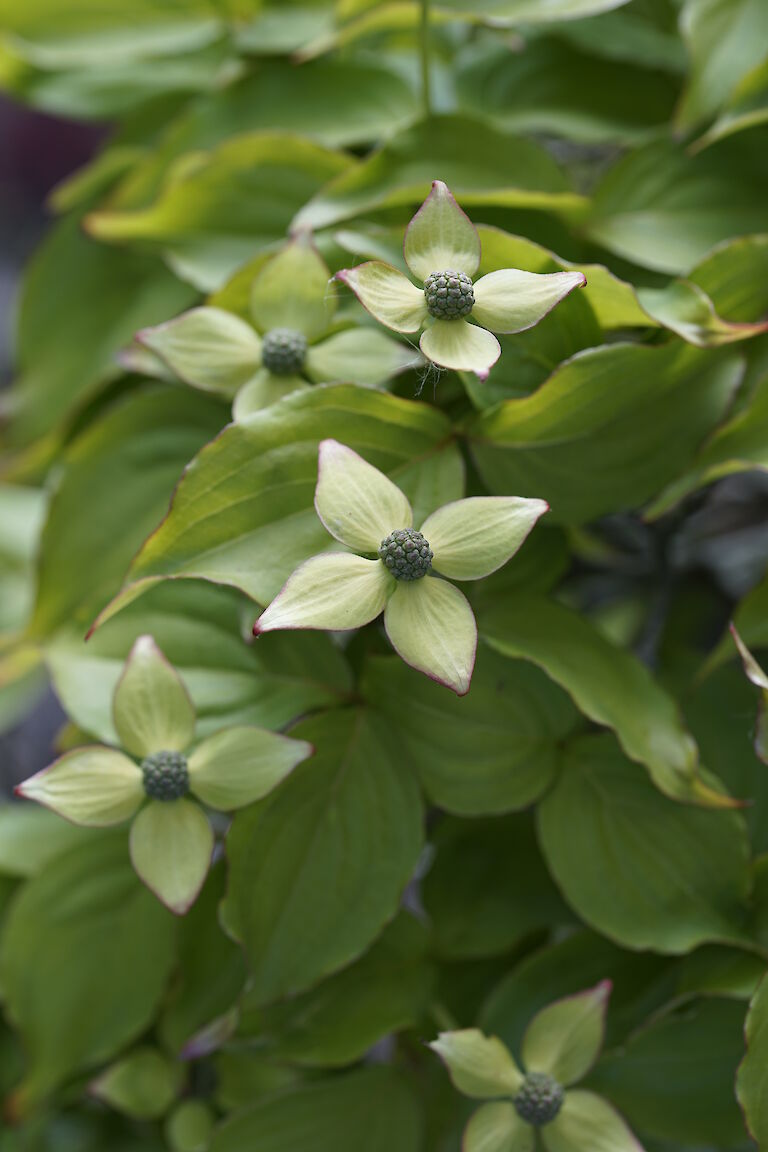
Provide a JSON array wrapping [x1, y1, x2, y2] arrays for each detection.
[[253, 439, 547, 695], [336, 180, 586, 378]]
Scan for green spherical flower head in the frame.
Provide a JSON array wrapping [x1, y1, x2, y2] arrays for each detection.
[[262, 328, 308, 375], [141, 750, 190, 801], [378, 528, 433, 581], [514, 1073, 564, 1127], [424, 270, 474, 320]]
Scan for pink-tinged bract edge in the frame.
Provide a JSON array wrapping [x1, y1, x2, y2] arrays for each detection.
[[384, 581, 477, 697], [14, 746, 141, 829], [403, 179, 482, 281], [129, 812, 213, 916], [523, 979, 614, 1085]]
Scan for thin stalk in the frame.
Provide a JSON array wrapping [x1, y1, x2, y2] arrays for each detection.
[[419, 0, 433, 119]]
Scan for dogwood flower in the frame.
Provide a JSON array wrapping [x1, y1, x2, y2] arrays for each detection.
[[17, 636, 312, 914], [133, 233, 419, 419], [432, 983, 645, 1152], [253, 439, 547, 694], [335, 180, 586, 379]]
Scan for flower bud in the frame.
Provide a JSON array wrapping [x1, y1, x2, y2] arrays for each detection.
[[424, 270, 474, 320]]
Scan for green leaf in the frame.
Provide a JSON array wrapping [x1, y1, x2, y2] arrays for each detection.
[[480, 595, 714, 803], [590, 998, 748, 1147], [585, 135, 768, 274], [384, 576, 477, 696], [17, 746, 143, 827], [637, 278, 768, 348], [91, 1048, 179, 1120], [0, 806, 90, 878], [296, 115, 586, 232], [542, 1091, 643, 1152], [0, 833, 175, 1108], [404, 180, 481, 281], [314, 438, 413, 552], [694, 57, 768, 149], [130, 798, 213, 914], [29, 385, 224, 637], [468, 342, 742, 527], [480, 932, 674, 1059], [737, 973, 768, 1144], [0, 485, 47, 637], [538, 735, 752, 952], [96, 386, 453, 624], [86, 134, 353, 291], [422, 814, 572, 959], [430, 1029, 523, 1098], [362, 647, 576, 816], [221, 709, 423, 1004], [8, 217, 195, 445], [210, 1066, 421, 1152], [137, 307, 263, 396], [187, 725, 313, 810], [114, 635, 196, 759], [464, 1102, 534, 1152], [160, 864, 247, 1055], [437, 0, 634, 21], [521, 983, 610, 1086], [456, 38, 680, 145], [676, 0, 768, 130], [46, 581, 352, 744], [237, 912, 433, 1066]]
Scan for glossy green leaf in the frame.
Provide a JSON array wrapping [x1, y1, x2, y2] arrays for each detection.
[[637, 279, 768, 348], [113, 635, 196, 759], [362, 647, 576, 815], [221, 709, 423, 1004], [296, 115, 585, 231], [737, 973, 768, 1144], [166, 1100, 215, 1152], [0, 833, 175, 1108], [591, 997, 749, 1146], [585, 136, 768, 274], [469, 342, 742, 527], [538, 735, 752, 952], [0, 806, 90, 878], [91, 1048, 179, 1120], [8, 217, 195, 446], [86, 135, 353, 291], [521, 983, 610, 1085], [47, 581, 351, 745], [96, 386, 453, 624], [29, 386, 224, 637], [677, 0, 768, 130], [456, 38, 680, 144], [137, 307, 262, 395], [481, 595, 714, 803], [160, 864, 247, 1055], [694, 57, 768, 149], [17, 746, 143, 827], [423, 814, 572, 959], [437, 0, 634, 21], [237, 912, 433, 1066], [210, 1066, 421, 1152]]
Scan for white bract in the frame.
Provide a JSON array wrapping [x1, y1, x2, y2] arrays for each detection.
[[17, 636, 312, 914], [134, 233, 420, 419], [253, 439, 548, 695], [336, 180, 586, 379], [431, 983, 646, 1152]]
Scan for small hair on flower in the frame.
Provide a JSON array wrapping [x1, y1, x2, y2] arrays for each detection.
[[335, 180, 586, 380], [253, 439, 548, 695]]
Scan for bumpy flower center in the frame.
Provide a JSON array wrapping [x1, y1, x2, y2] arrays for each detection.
[[262, 327, 307, 375], [141, 750, 190, 801], [513, 1073, 564, 1127], [424, 270, 474, 320], [378, 528, 433, 581]]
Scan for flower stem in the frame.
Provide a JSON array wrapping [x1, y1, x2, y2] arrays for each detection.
[[419, 0, 433, 119]]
